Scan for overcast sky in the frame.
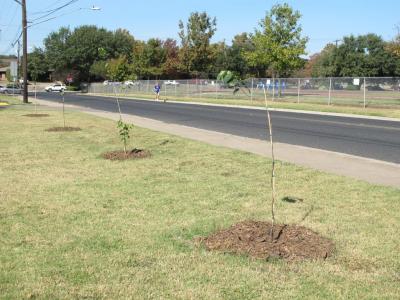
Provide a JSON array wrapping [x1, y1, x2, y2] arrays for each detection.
[[1, 0, 399, 56]]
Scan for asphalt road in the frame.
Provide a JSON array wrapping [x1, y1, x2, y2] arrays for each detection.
[[35, 92, 400, 164]]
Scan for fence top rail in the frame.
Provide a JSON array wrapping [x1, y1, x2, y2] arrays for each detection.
[[88, 76, 400, 84]]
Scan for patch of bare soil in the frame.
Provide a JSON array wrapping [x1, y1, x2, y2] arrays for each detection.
[[23, 114, 50, 117], [45, 127, 82, 132], [102, 149, 151, 160], [200, 220, 334, 261]]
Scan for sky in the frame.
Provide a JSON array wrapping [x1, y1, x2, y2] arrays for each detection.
[[0, 0, 399, 57]]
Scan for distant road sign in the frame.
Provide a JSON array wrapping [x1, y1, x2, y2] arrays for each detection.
[[66, 75, 73, 83], [10, 61, 18, 78]]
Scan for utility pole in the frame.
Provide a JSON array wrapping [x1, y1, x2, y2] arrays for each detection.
[[22, 0, 28, 103], [16, 40, 20, 82]]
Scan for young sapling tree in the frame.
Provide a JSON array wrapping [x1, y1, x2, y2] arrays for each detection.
[[61, 89, 66, 128], [263, 85, 277, 240], [117, 119, 133, 155]]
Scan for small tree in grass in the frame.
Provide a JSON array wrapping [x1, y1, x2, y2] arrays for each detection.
[[117, 119, 133, 155], [218, 70, 277, 238], [263, 85, 277, 240], [61, 90, 66, 128]]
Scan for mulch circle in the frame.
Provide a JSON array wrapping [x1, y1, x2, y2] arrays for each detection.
[[199, 220, 334, 262], [23, 114, 50, 118], [102, 149, 151, 161], [45, 127, 82, 132]]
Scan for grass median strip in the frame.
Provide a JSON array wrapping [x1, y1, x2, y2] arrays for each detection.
[[1, 106, 399, 299]]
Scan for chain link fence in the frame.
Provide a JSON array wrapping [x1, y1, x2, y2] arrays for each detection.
[[87, 77, 400, 108]]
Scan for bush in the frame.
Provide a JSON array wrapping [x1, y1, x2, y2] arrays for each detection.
[[345, 84, 361, 91], [66, 85, 80, 91]]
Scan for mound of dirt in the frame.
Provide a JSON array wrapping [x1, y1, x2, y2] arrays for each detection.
[[200, 220, 334, 261], [23, 114, 50, 117], [46, 127, 81, 132], [102, 149, 151, 160]]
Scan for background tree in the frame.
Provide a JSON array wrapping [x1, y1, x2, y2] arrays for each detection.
[[162, 38, 181, 78], [245, 3, 308, 82], [112, 29, 135, 59], [106, 56, 132, 82], [131, 41, 149, 79], [65, 26, 115, 81], [227, 33, 255, 77], [310, 44, 337, 77], [89, 60, 108, 80], [178, 12, 217, 77], [44, 27, 71, 78], [312, 34, 399, 77], [145, 38, 166, 79], [28, 48, 48, 82], [386, 25, 400, 57]]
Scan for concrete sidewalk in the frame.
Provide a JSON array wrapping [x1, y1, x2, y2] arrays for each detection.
[[35, 98, 400, 189]]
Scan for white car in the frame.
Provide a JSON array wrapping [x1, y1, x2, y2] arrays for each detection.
[[103, 80, 121, 86], [124, 80, 140, 86], [45, 84, 66, 92], [164, 80, 179, 86]]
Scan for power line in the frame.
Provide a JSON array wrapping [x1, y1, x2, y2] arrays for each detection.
[[30, 0, 79, 22], [0, 4, 19, 40], [29, 0, 69, 15]]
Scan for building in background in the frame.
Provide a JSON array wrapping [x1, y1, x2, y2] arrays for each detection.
[[0, 56, 18, 82]]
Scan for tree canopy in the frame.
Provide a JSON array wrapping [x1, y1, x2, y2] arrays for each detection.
[[311, 34, 400, 77], [27, 4, 400, 83], [245, 3, 308, 77]]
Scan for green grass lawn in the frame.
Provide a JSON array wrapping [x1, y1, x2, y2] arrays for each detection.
[[1, 105, 399, 299], [89, 92, 400, 119], [0, 95, 22, 105]]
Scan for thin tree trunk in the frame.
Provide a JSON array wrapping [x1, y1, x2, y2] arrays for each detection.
[[278, 78, 282, 98], [113, 85, 123, 120], [62, 92, 65, 128], [34, 81, 37, 113], [263, 86, 276, 240]]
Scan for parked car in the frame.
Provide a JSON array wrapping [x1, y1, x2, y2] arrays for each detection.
[[103, 80, 121, 86], [164, 80, 180, 86], [1, 84, 22, 94], [124, 80, 140, 86], [45, 83, 66, 92]]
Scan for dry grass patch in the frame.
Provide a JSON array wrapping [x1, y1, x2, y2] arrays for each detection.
[[0, 106, 399, 299]]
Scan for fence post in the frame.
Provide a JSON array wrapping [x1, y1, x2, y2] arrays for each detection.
[[215, 80, 218, 100], [251, 78, 254, 102], [146, 79, 149, 95], [175, 82, 177, 98], [363, 77, 366, 108], [272, 77, 275, 102], [297, 78, 300, 104], [328, 77, 332, 105], [186, 79, 189, 99]]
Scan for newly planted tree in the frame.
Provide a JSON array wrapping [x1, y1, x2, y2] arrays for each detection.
[[263, 86, 277, 240], [117, 119, 133, 155], [61, 90, 66, 128]]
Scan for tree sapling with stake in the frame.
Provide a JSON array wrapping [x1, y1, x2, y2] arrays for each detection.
[[61, 89, 66, 128], [117, 120, 133, 155], [263, 85, 277, 241]]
